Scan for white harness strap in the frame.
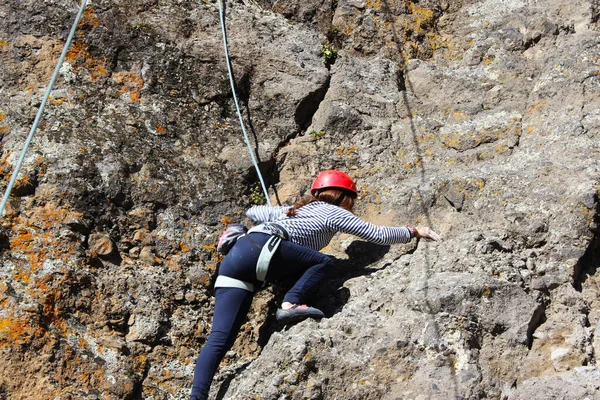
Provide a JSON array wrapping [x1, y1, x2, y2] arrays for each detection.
[[214, 275, 254, 292], [256, 235, 282, 281], [215, 232, 284, 291]]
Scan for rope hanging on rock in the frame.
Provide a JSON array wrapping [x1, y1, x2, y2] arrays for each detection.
[[0, 0, 90, 216], [217, 0, 272, 206]]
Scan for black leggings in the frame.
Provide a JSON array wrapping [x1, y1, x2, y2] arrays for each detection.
[[190, 233, 332, 399]]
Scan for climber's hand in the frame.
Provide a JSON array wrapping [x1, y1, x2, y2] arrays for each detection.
[[415, 227, 441, 241]]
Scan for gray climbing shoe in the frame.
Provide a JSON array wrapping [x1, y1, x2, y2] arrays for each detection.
[[276, 304, 324, 325]]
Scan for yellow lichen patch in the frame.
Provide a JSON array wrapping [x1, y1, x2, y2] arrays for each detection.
[[442, 133, 461, 149], [482, 285, 492, 297], [66, 41, 88, 61], [203, 243, 224, 264], [408, 2, 434, 33], [443, 117, 521, 152], [376, 1, 445, 63], [336, 145, 359, 156], [528, 99, 548, 114], [417, 133, 436, 143], [206, 262, 218, 272], [447, 177, 486, 201], [133, 354, 148, 375], [394, 148, 407, 159], [52, 97, 67, 106], [365, 0, 383, 10], [452, 111, 468, 121], [112, 71, 144, 102], [0, 112, 5, 121]]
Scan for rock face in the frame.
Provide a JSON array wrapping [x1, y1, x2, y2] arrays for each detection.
[[0, 0, 599, 399]]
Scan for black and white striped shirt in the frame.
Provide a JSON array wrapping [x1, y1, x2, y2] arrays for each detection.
[[246, 201, 412, 251]]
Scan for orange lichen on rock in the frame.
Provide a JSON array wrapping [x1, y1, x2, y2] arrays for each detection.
[[9, 202, 84, 282], [40, 288, 69, 333], [65, 40, 108, 82], [112, 71, 144, 102], [179, 241, 191, 252], [0, 151, 13, 177], [0, 316, 36, 346], [80, 8, 102, 31]]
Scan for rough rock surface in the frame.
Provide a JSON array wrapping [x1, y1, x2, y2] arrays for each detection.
[[0, 0, 599, 399]]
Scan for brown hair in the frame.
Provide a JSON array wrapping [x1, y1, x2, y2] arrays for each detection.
[[286, 189, 355, 217]]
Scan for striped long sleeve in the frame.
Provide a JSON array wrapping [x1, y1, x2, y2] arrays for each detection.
[[327, 208, 412, 245], [246, 202, 412, 251], [246, 205, 292, 223]]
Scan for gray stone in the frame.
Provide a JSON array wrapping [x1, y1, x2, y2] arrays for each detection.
[[126, 315, 162, 344], [88, 233, 115, 257], [139, 246, 159, 266], [1, 0, 599, 398]]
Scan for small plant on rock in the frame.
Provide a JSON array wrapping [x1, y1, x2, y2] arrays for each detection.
[[321, 42, 338, 62], [249, 184, 266, 205], [309, 130, 325, 140]]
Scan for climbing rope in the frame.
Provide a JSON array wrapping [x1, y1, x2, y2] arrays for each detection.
[[217, 0, 272, 206], [0, 0, 89, 216]]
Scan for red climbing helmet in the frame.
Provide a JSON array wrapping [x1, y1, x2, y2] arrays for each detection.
[[310, 170, 357, 198]]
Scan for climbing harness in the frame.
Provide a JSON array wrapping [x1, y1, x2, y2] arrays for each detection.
[[213, 237, 279, 292], [255, 235, 282, 281], [248, 222, 289, 281], [214, 223, 289, 292], [217, 0, 271, 206], [214, 275, 255, 292], [0, 0, 89, 216]]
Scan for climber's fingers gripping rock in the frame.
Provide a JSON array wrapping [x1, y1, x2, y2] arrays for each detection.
[[415, 226, 442, 241]]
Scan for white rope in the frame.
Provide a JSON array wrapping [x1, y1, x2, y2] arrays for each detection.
[[217, 0, 272, 206], [0, 0, 89, 216]]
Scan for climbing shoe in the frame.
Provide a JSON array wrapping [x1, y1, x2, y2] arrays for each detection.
[[276, 304, 325, 325]]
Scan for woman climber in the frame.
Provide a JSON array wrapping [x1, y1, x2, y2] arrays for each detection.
[[190, 169, 441, 400]]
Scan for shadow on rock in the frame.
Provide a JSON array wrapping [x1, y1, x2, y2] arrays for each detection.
[[256, 240, 391, 348], [0, 226, 9, 254], [214, 361, 252, 400], [318, 240, 392, 316]]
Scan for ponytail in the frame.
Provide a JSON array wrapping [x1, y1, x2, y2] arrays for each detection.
[[286, 189, 355, 216]]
